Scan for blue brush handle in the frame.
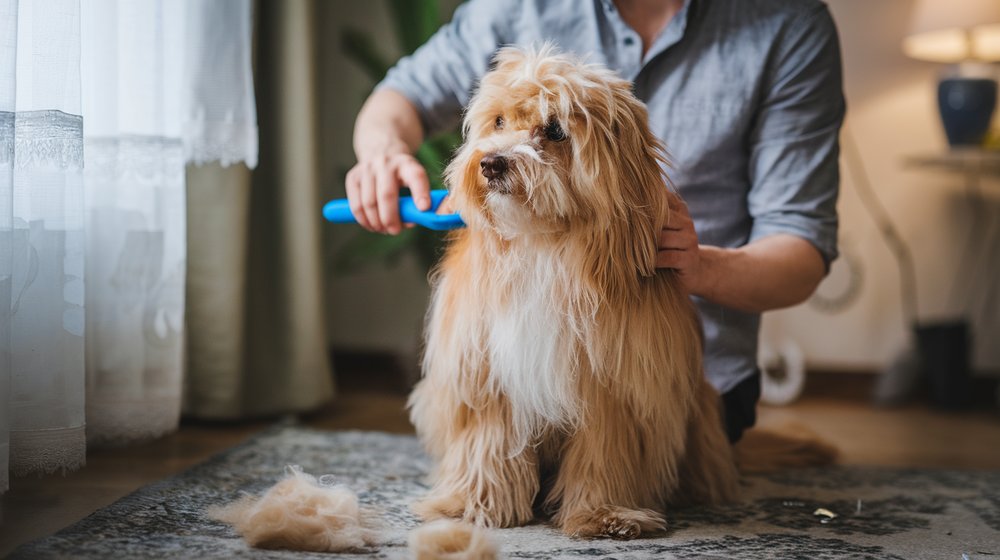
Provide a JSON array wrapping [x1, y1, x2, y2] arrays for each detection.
[[323, 189, 465, 231]]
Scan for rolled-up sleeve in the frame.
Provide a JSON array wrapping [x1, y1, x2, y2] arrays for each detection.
[[747, 4, 845, 268], [376, 0, 517, 135]]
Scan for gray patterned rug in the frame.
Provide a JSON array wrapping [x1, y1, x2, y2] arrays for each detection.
[[11, 424, 1000, 559]]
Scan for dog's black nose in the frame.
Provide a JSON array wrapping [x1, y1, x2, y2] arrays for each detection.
[[480, 154, 508, 180]]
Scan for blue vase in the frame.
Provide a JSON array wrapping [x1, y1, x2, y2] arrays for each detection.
[[938, 78, 997, 147]]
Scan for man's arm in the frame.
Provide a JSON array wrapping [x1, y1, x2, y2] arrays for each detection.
[[347, 89, 430, 234], [657, 196, 825, 313], [658, 5, 844, 312]]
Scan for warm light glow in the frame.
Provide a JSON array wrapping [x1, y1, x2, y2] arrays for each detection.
[[905, 25, 1000, 63], [905, 0, 1000, 62], [903, 28, 973, 63], [973, 24, 1000, 60], [905, 0, 1000, 63]]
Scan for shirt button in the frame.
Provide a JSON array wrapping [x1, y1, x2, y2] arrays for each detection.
[[624, 36, 635, 46]]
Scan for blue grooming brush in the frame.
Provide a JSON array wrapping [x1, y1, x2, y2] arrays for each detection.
[[322, 189, 465, 231]]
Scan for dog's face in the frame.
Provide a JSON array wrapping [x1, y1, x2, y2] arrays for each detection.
[[446, 46, 669, 247]]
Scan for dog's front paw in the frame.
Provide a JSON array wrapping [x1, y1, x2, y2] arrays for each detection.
[[412, 493, 466, 521], [413, 492, 533, 528], [561, 506, 667, 539]]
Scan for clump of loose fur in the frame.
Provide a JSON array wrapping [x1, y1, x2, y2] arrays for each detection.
[[209, 465, 377, 552], [408, 519, 499, 560]]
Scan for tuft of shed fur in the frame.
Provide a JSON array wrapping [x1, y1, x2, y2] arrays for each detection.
[[409, 519, 499, 560], [209, 465, 377, 552]]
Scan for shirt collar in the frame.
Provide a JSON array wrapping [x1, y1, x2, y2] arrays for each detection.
[[601, 0, 695, 65], [645, 0, 694, 64]]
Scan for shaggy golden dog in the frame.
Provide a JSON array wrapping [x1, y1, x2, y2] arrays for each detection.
[[408, 46, 741, 539]]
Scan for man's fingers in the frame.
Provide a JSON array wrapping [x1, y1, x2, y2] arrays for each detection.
[[376, 165, 402, 234], [659, 229, 697, 251], [359, 166, 382, 232], [400, 159, 432, 211], [351, 167, 376, 231], [666, 209, 692, 229], [656, 249, 683, 269], [347, 154, 430, 234], [345, 168, 368, 229], [656, 249, 694, 270], [666, 189, 687, 209], [665, 191, 691, 222]]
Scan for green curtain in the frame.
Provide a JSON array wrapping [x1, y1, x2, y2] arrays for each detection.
[[183, 0, 334, 419]]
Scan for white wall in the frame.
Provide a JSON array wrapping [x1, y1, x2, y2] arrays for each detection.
[[763, 0, 1000, 374]]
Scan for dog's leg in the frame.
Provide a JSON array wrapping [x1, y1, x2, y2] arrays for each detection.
[[411, 237, 537, 527], [412, 395, 539, 528], [550, 426, 669, 538], [548, 386, 678, 539], [672, 380, 741, 506]]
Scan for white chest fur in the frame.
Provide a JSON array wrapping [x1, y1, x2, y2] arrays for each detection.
[[483, 247, 582, 444]]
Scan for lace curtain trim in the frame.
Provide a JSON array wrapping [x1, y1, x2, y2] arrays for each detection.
[[85, 397, 182, 447], [87, 396, 181, 447], [10, 425, 86, 477], [85, 136, 185, 186], [0, 112, 255, 172], [183, 118, 258, 169], [0, 110, 84, 169]]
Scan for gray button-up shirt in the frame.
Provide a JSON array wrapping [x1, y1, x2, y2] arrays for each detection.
[[379, 0, 845, 393]]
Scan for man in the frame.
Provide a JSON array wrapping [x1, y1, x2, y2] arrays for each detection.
[[345, 0, 845, 442]]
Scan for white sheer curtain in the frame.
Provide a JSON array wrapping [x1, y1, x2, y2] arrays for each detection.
[[1, 0, 257, 491], [1, 0, 86, 491]]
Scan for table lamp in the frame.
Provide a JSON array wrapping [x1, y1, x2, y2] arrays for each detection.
[[903, 0, 1000, 146]]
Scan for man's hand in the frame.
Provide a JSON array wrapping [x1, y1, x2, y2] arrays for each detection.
[[654, 191, 826, 312], [345, 152, 431, 235], [348, 89, 430, 235], [656, 192, 703, 294]]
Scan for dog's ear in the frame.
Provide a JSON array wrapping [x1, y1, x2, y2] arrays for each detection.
[[583, 80, 668, 283], [572, 81, 669, 304]]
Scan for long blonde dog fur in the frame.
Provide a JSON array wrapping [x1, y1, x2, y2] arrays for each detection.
[[408, 46, 740, 539]]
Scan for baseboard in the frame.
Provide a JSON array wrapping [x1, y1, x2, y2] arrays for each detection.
[[803, 369, 999, 408], [330, 348, 413, 395]]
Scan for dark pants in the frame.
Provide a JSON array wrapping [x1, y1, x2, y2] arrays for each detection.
[[721, 370, 760, 443]]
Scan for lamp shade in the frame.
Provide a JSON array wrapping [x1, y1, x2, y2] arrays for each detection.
[[904, 0, 1000, 63]]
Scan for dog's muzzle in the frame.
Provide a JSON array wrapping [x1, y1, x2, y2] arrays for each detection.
[[480, 154, 508, 181]]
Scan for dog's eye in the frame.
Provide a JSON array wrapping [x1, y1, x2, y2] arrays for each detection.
[[494, 115, 504, 130], [544, 119, 566, 142]]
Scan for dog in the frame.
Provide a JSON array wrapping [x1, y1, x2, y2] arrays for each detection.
[[408, 45, 741, 539]]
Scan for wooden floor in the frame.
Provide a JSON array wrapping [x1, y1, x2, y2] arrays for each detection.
[[1, 371, 998, 556]]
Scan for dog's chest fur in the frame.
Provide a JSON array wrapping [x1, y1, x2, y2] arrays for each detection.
[[481, 244, 582, 438]]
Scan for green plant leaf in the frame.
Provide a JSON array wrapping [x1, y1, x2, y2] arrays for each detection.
[[335, 228, 420, 273], [387, 0, 440, 54], [413, 228, 449, 271], [341, 26, 392, 82], [415, 130, 462, 181]]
